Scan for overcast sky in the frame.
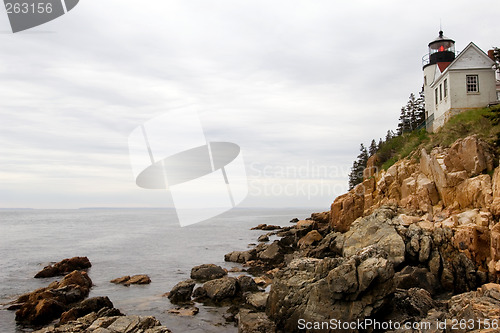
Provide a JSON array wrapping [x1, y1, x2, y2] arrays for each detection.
[[0, 0, 498, 210]]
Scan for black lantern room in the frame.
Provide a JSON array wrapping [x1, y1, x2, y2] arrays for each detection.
[[424, 31, 456, 68]]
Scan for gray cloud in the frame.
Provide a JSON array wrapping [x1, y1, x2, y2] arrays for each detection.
[[0, 0, 498, 208]]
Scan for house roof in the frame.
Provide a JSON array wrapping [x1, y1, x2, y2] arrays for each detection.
[[430, 42, 495, 88]]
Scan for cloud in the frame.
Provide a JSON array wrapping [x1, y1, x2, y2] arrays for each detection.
[[0, 0, 498, 208]]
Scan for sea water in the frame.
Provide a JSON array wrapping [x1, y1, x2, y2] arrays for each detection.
[[0, 207, 318, 333]]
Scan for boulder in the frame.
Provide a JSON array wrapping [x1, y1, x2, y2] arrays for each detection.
[[192, 286, 207, 300], [444, 135, 494, 177], [310, 211, 330, 224], [295, 219, 315, 229], [257, 241, 283, 264], [167, 279, 195, 304], [190, 264, 227, 281], [203, 277, 238, 301], [267, 247, 395, 333], [342, 207, 405, 265], [237, 275, 259, 293], [15, 271, 93, 325], [34, 257, 91, 278], [224, 250, 255, 263], [257, 234, 269, 242], [59, 296, 113, 324], [297, 230, 323, 249], [110, 274, 151, 286], [167, 306, 199, 316], [245, 292, 268, 310], [455, 175, 493, 210]]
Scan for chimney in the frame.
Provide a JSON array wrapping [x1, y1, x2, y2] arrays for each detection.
[[488, 49, 496, 61]]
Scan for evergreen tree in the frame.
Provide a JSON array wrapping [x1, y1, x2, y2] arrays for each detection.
[[385, 130, 394, 141], [397, 106, 410, 135], [348, 143, 369, 190], [408, 93, 418, 130], [397, 91, 426, 134], [369, 139, 378, 156], [416, 88, 426, 124]]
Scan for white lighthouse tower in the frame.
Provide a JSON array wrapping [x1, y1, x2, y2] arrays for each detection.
[[422, 31, 498, 132], [422, 31, 456, 131]]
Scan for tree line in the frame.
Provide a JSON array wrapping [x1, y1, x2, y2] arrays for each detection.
[[347, 88, 425, 190]]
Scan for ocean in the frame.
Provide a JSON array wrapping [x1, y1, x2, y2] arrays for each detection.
[[0, 207, 319, 333]]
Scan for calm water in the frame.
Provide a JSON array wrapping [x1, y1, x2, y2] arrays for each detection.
[[0, 207, 318, 333]]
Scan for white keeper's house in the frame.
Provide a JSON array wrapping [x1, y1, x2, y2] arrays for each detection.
[[422, 31, 500, 132]]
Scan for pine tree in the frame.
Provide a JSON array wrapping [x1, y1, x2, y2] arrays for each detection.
[[408, 93, 418, 130], [416, 88, 426, 125], [385, 130, 394, 141], [397, 106, 408, 135], [348, 143, 369, 190], [369, 139, 378, 156], [397, 91, 427, 133]]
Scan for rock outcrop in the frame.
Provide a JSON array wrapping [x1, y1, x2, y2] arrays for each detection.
[[15, 270, 93, 325], [167, 279, 196, 304], [33, 312, 171, 333], [34, 257, 91, 278], [330, 135, 500, 281], [190, 264, 227, 281], [110, 275, 151, 286], [267, 246, 395, 332], [11, 258, 171, 333]]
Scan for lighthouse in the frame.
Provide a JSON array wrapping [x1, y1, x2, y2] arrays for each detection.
[[422, 31, 497, 132], [422, 31, 456, 130]]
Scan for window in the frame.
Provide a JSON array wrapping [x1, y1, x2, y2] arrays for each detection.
[[439, 84, 443, 101], [435, 88, 438, 105], [424, 76, 427, 86], [466, 75, 479, 93], [444, 79, 448, 98]]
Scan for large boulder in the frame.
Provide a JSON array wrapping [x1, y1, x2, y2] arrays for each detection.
[[203, 277, 238, 301], [444, 135, 494, 177], [15, 270, 93, 325], [59, 296, 114, 324], [267, 247, 395, 333], [167, 279, 196, 304], [190, 264, 227, 281], [257, 241, 284, 265], [224, 249, 255, 263], [237, 275, 259, 293], [34, 257, 91, 278], [297, 230, 323, 249], [342, 207, 406, 265]]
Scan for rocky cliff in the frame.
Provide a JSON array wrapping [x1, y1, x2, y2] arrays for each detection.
[[221, 134, 500, 333], [331, 135, 500, 282]]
